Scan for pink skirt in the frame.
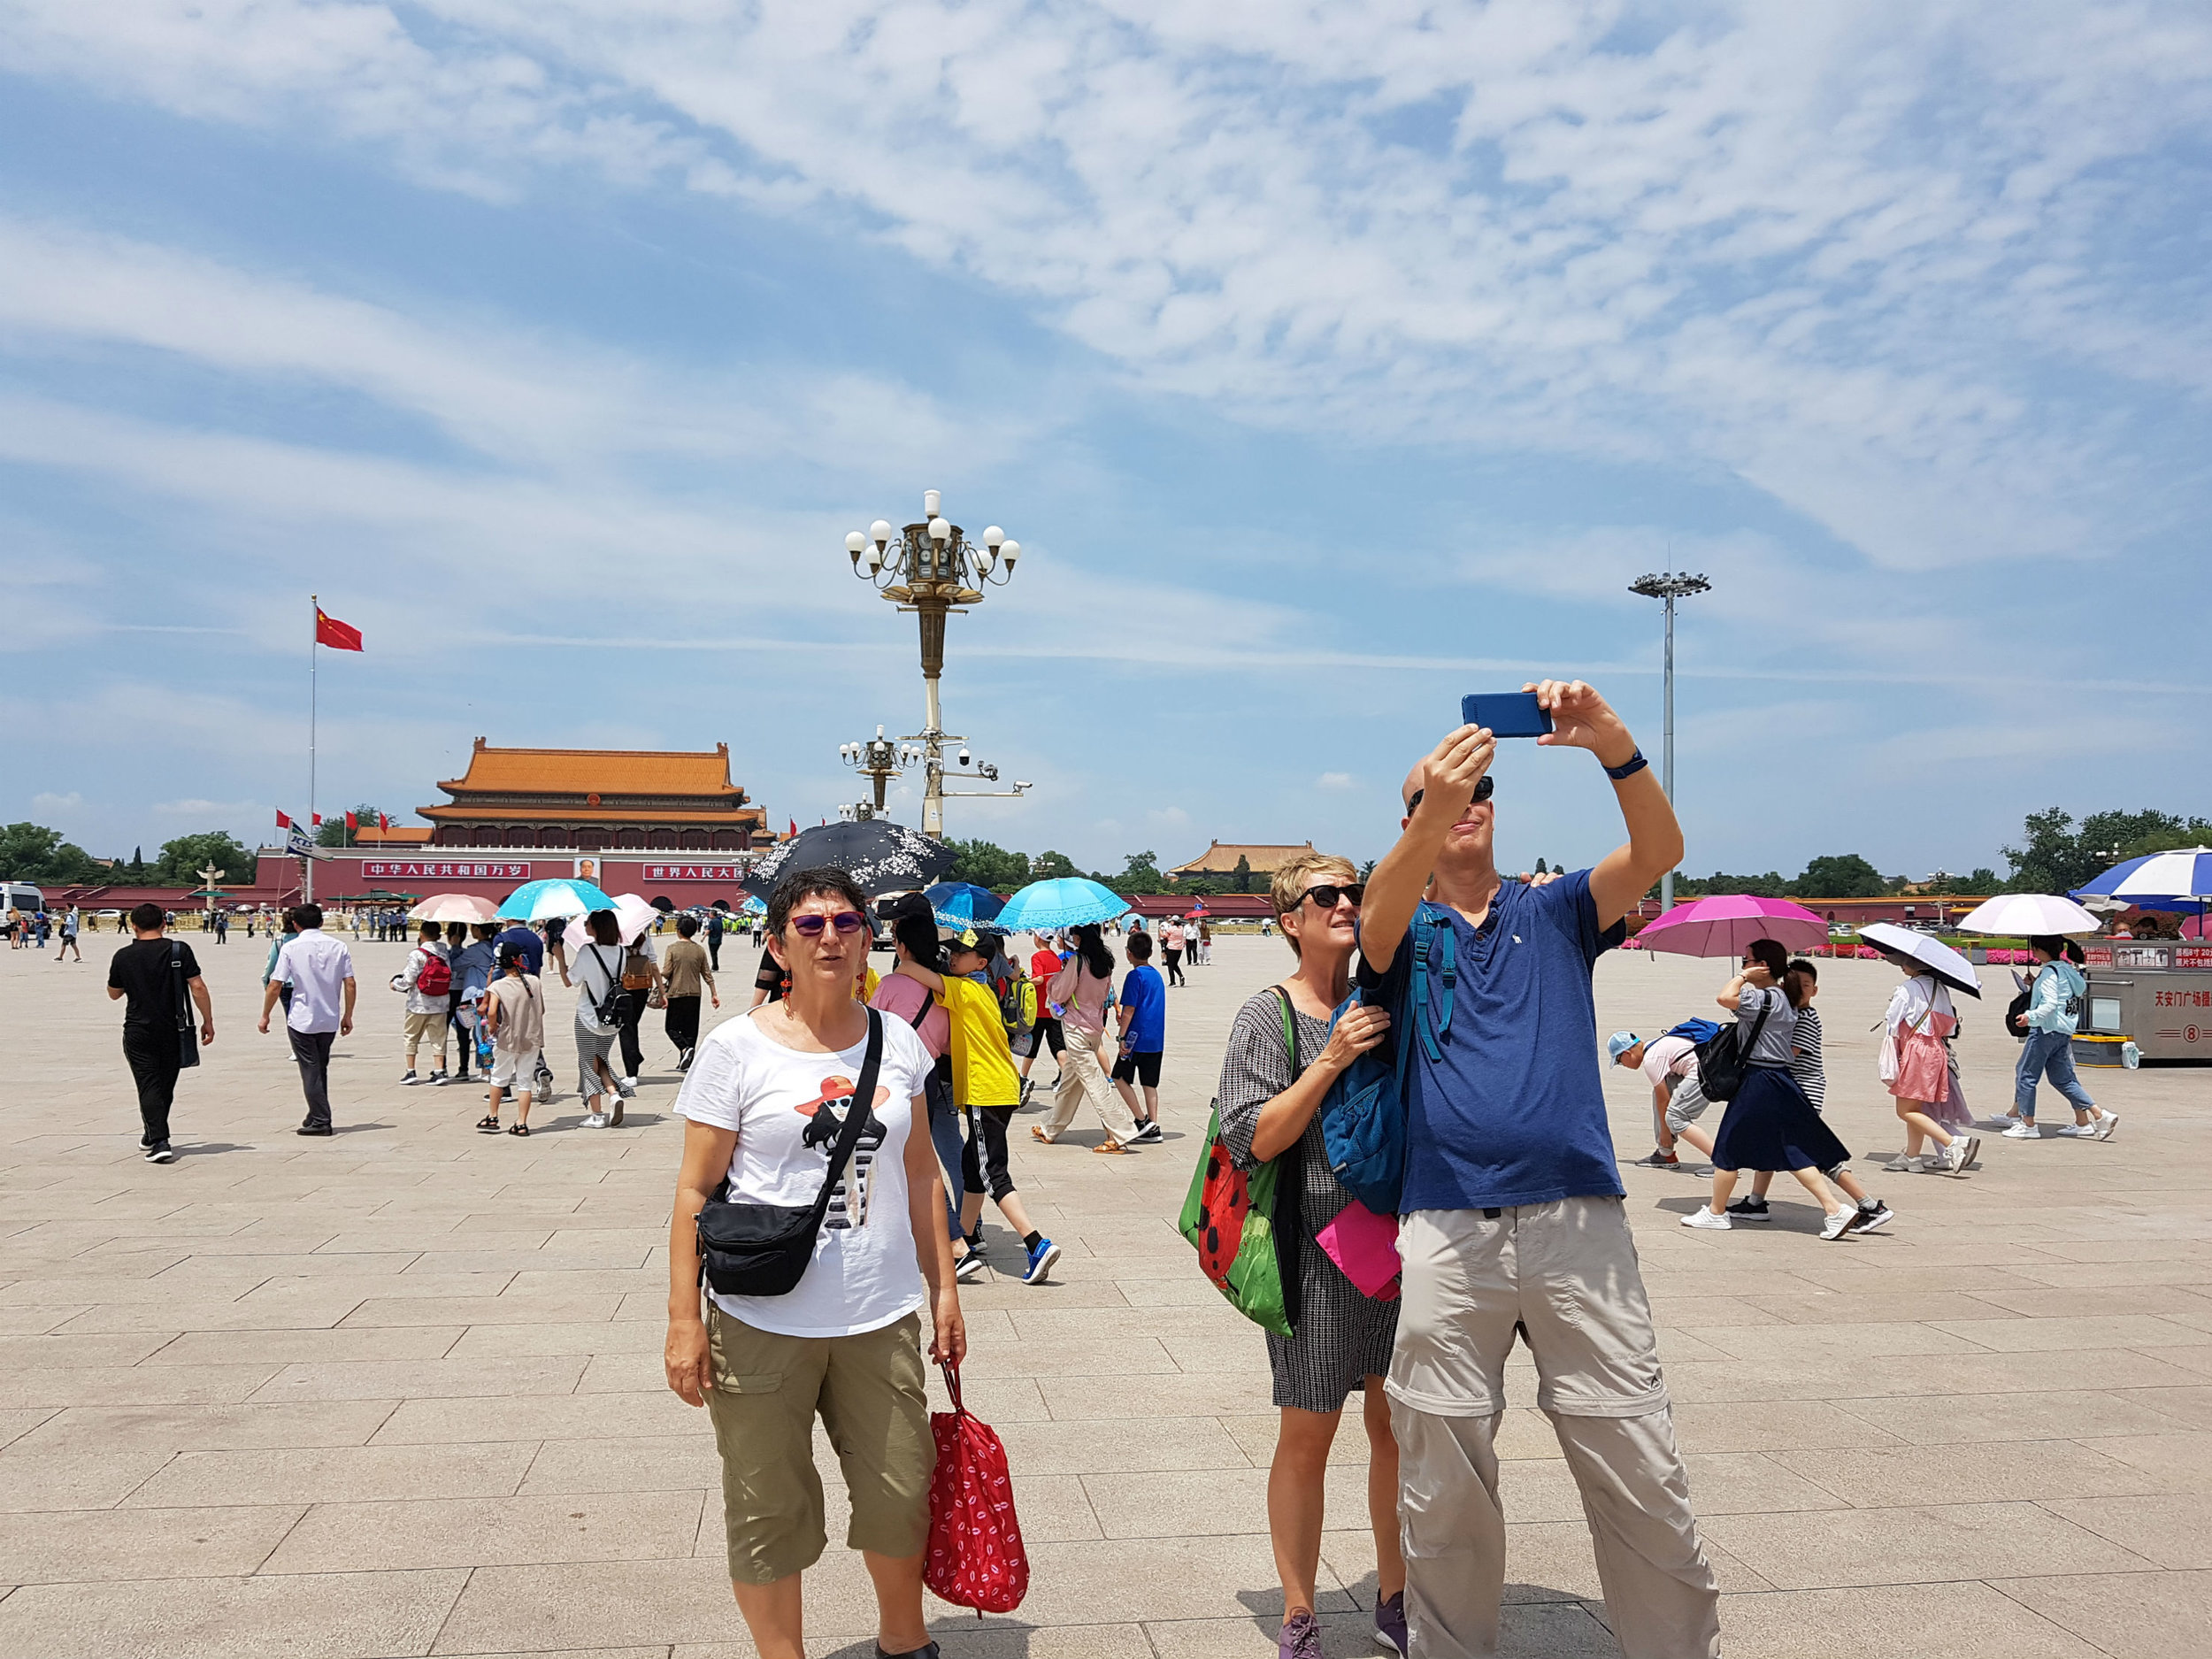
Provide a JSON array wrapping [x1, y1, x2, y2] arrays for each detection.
[[1889, 1029, 1951, 1103]]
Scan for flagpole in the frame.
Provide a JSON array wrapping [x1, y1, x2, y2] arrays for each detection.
[[307, 594, 319, 906]]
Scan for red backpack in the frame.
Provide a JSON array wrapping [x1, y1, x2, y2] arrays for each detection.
[[413, 948, 452, 997], [924, 1363, 1028, 1615]]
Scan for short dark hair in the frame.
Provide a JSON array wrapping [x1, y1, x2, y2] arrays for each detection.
[[676, 913, 698, 938], [1126, 931, 1155, 962], [292, 903, 323, 930], [1745, 938, 1788, 979], [767, 866, 869, 938], [2028, 933, 2067, 960], [130, 902, 164, 931], [1787, 956, 1818, 981], [419, 921, 442, 941]]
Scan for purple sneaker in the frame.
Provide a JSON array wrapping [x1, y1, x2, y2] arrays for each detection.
[[1280, 1610, 1324, 1659], [1375, 1591, 1408, 1656]]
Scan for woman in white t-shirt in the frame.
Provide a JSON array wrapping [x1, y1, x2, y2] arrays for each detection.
[[664, 867, 963, 1659]]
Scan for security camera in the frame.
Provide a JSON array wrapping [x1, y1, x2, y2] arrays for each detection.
[[957, 748, 971, 767]]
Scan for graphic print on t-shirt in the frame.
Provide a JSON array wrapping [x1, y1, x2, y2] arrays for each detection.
[[795, 1074, 894, 1231]]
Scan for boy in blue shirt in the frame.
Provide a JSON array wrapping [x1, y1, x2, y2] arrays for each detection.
[[1110, 931, 1167, 1142]]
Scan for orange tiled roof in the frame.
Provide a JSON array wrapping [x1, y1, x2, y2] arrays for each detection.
[[418, 805, 767, 826], [1168, 841, 1317, 875], [437, 739, 742, 799], [354, 826, 434, 844]]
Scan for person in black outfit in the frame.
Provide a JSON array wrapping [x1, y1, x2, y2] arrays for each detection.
[[706, 905, 724, 972], [107, 902, 214, 1163]]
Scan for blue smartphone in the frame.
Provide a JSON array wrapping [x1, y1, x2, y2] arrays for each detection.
[[1462, 692, 1554, 738]]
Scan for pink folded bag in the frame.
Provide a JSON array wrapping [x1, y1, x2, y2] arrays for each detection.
[[1315, 1200, 1401, 1301]]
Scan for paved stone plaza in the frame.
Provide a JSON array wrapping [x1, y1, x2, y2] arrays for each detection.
[[4, 928, 2209, 1658]]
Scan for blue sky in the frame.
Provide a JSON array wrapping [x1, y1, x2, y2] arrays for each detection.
[[4, 1, 2210, 880]]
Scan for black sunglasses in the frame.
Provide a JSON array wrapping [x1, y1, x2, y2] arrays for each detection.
[[1404, 774, 1495, 814], [790, 911, 868, 937], [1299, 882, 1364, 910]]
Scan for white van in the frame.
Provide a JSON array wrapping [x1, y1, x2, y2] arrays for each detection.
[[3, 881, 47, 917]]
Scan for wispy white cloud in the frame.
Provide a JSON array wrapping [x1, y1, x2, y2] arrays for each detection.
[[12, 2, 2200, 566]]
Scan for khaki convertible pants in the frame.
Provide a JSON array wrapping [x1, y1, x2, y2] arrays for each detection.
[[1388, 1200, 1720, 1659]]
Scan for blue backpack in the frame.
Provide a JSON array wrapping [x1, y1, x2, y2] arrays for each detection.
[[1663, 1017, 1722, 1046], [1318, 902, 1456, 1214]]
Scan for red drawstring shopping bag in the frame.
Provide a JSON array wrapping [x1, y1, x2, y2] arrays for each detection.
[[924, 1361, 1029, 1616]]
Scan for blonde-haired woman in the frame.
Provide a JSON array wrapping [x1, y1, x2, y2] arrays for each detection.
[[1217, 851, 1406, 1659]]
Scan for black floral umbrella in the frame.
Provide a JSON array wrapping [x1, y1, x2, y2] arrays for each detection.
[[741, 819, 957, 901]]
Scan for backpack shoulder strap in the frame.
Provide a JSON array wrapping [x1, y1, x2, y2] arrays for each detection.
[[1272, 985, 1302, 1077]]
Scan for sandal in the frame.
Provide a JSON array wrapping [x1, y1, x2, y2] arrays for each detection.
[[475, 1116, 501, 1133], [507, 1123, 530, 1137], [1031, 1126, 1056, 1144], [1092, 1138, 1129, 1155]]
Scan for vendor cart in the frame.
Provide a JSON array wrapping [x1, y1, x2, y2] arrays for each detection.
[[2079, 941, 2212, 1062]]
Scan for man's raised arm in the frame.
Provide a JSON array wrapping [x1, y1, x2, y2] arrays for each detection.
[[1529, 679, 1682, 929], [1361, 724, 1495, 975]]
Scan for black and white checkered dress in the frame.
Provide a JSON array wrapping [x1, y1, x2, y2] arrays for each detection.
[[1217, 988, 1399, 1413]]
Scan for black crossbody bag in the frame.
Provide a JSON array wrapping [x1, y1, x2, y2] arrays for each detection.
[[171, 941, 201, 1070], [695, 1010, 885, 1297]]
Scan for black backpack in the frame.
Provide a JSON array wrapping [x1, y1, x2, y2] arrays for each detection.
[[1691, 993, 1775, 1103], [585, 944, 634, 1027]]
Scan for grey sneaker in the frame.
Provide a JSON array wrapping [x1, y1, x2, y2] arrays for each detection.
[[1280, 1611, 1324, 1659], [1882, 1153, 1927, 1173]]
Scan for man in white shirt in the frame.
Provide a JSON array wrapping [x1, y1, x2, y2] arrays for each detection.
[[258, 902, 357, 1136]]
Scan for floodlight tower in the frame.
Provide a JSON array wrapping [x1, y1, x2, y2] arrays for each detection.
[[1628, 571, 1712, 910]]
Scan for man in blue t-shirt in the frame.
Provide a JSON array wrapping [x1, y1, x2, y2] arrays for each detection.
[[1110, 932, 1167, 1141], [1357, 680, 1718, 1659]]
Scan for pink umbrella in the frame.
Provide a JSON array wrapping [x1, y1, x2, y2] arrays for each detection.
[[406, 892, 501, 925], [1633, 894, 1829, 958]]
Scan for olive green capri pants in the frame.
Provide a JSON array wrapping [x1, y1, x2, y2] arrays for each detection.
[[704, 1304, 935, 1585]]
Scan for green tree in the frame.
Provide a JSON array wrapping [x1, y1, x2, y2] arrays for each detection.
[[317, 803, 384, 848], [1791, 854, 1886, 899], [152, 832, 253, 887], [1678, 870, 1788, 898], [1359, 857, 1377, 880], [2002, 807, 2212, 893], [1108, 850, 1167, 895], [1534, 856, 1548, 874], [127, 846, 146, 880], [948, 838, 1029, 889], [1964, 867, 2000, 892], [1031, 849, 1079, 880], [0, 823, 104, 885], [1233, 853, 1253, 894]]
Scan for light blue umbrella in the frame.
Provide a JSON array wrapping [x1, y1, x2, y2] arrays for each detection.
[[740, 894, 768, 917], [498, 877, 617, 922], [994, 877, 1130, 933], [926, 881, 1007, 932]]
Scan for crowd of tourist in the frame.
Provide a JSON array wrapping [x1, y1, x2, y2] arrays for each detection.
[[83, 677, 2154, 1659]]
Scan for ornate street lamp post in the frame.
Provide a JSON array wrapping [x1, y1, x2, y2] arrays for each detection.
[[841, 489, 1033, 837], [1628, 571, 1711, 911]]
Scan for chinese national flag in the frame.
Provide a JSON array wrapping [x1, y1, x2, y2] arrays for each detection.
[[311, 813, 323, 827], [275, 810, 292, 830], [379, 813, 390, 830], [787, 818, 798, 839], [314, 607, 364, 651], [345, 811, 357, 831]]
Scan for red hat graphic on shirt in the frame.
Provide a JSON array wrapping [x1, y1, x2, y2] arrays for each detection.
[[795, 1075, 893, 1118]]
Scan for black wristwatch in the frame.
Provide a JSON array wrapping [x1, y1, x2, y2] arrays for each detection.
[[1602, 749, 1649, 780]]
